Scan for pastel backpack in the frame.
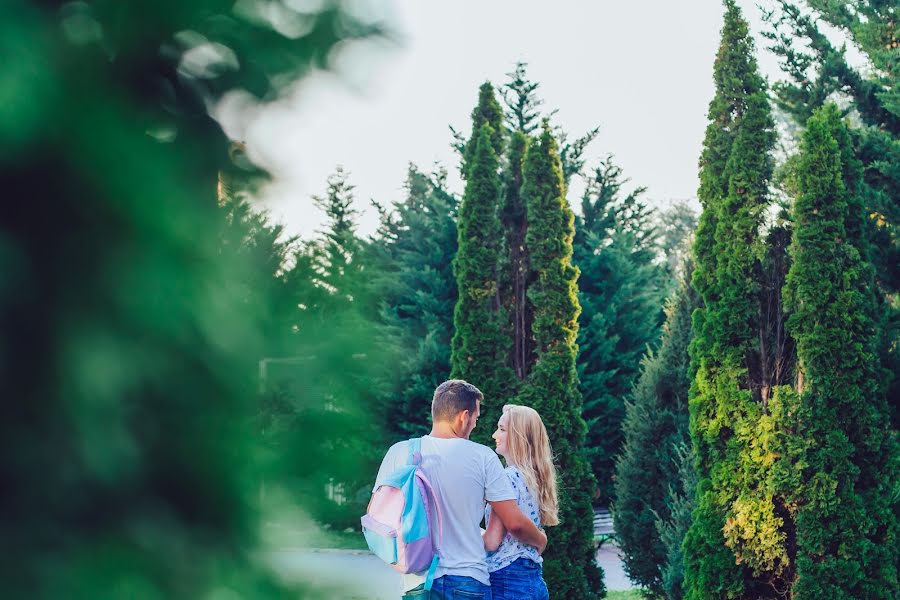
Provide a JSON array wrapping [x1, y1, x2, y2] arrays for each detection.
[[361, 437, 443, 590]]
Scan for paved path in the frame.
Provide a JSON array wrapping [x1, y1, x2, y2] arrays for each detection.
[[266, 545, 636, 598]]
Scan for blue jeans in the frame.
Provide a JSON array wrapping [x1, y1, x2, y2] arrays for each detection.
[[404, 575, 492, 600], [489, 558, 548, 600]]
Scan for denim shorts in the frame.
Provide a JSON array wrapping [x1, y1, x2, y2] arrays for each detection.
[[488, 558, 549, 600], [403, 575, 492, 600]]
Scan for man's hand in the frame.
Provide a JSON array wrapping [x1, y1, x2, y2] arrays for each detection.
[[487, 499, 547, 554]]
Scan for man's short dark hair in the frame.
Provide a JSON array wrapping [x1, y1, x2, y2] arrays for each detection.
[[432, 380, 483, 422]]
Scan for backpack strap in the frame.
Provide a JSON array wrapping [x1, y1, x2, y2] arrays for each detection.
[[407, 437, 422, 465], [424, 555, 439, 591], [415, 471, 444, 551], [408, 437, 442, 591]]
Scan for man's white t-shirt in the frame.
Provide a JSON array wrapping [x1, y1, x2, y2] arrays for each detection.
[[373, 435, 515, 586]]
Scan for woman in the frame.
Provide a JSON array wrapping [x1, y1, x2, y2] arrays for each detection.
[[483, 404, 558, 600]]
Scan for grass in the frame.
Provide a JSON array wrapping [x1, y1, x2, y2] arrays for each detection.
[[607, 591, 645, 600]]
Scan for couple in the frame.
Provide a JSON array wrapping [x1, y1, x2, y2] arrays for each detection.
[[373, 379, 557, 600]]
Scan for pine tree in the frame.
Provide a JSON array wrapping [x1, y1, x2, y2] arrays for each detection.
[[776, 103, 899, 599], [451, 116, 515, 440], [518, 124, 604, 599], [574, 157, 668, 504], [501, 61, 544, 135], [278, 168, 385, 529], [683, 2, 788, 598], [613, 260, 699, 597], [308, 166, 365, 310], [218, 187, 299, 359], [371, 166, 459, 439]]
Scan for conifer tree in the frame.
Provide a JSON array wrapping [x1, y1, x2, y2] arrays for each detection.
[[501, 61, 543, 135], [574, 157, 668, 503], [500, 130, 533, 380], [614, 260, 699, 597], [683, 2, 788, 598], [459, 82, 505, 174], [451, 84, 515, 444], [371, 166, 459, 439], [450, 120, 515, 440], [306, 166, 367, 315], [498, 64, 599, 385], [777, 103, 899, 599], [518, 124, 603, 599], [762, 0, 899, 426], [276, 168, 386, 529]]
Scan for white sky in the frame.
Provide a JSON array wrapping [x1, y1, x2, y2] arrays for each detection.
[[218, 0, 795, 240]]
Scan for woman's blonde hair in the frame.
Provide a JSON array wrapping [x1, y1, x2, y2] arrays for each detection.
[[501, 404, 559, 526]]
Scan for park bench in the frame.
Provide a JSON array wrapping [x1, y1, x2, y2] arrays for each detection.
[[593, 506, 616, 548]]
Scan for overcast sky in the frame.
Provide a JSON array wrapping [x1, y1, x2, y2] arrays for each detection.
[[218, 0, 794, 240]]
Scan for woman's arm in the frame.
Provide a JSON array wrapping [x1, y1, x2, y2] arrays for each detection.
[[483, 510, 506, 552]]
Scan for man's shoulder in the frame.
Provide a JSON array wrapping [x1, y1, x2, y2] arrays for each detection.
[[454, 439, 499, 459], [388, 439, 409, 453]]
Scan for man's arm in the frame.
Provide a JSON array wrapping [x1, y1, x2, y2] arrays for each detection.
[[487, 499, 547, 554]]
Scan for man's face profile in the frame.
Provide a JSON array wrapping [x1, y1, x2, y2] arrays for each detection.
[[461, 400, 481, 439]]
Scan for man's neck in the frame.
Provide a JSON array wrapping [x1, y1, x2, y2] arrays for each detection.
[[430, 421, 465, 439]]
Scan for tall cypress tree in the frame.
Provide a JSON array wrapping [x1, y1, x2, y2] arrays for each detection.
[[518, 124, 603, 599], [460, 82, 506, 175], [683, 2, 788, 598], [451, 118, 515, 439], [762, 0, 899, 427], [777, 103, 899, 599], [613, 260, 699, 597]]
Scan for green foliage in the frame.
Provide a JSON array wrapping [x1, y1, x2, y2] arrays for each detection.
[[501, 61, 544, 135], [262, 168, 387, 532], [499, 129, 534, 381], [575, 157, 669, 503], [371, 166, 459, 439], [685, 1, 789, 597], [656, 202, 699, 291], [762, 0, 899, 426], [777, 103, 899, 599], [656, 442, 698, 600], [614, 263, 699, 597], [451, 118, 516, 438], [518, 125, 604, 599], [461, 82, 506, 173], [0, 0, 384, 597]]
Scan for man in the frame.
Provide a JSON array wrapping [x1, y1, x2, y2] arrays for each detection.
[[374, 380, 547, 599]]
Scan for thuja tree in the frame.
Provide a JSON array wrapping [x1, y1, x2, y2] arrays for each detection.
[[614, 260, 699, 597], [683, 2, 790, 598], [518, 124, 604, 599], [762, 0, 899, 426], [450, 100, 515, 440], [776, 103, 899, 599]]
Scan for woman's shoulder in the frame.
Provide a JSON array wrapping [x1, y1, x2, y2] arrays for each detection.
[[504, 465, 524, 485]]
